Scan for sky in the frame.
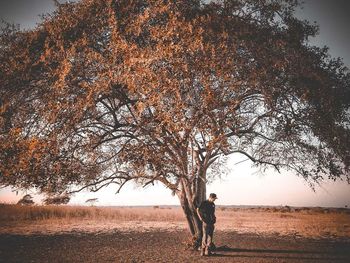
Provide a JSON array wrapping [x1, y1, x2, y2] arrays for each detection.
[[0, 0, 349, 207]]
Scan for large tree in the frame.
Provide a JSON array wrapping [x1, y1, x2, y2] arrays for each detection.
[[0, 0, 349, 246]]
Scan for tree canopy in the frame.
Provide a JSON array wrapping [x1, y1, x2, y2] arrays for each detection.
[[1, 0, 349, 197], [43, 194, 70, 205], [17, 194, 35, 205]]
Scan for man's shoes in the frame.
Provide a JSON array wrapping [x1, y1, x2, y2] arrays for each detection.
[[201, 247, 214, 256]]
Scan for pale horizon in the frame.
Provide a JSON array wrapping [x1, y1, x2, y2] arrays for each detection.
[[1, 155, 349, 208]]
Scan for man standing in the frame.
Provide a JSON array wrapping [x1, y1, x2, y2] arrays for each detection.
[[197, 193, 217, 256]]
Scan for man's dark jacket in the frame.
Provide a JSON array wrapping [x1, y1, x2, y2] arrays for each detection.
[[198, 200, 216, 224]]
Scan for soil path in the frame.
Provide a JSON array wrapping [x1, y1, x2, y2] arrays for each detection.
[[0, 230, 349, 262]]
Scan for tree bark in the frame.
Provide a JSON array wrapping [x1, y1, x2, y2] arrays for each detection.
[[195, 167, 206, 207], [177, 169, 207, 249]]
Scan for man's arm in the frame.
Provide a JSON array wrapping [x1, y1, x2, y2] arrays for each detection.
[[213, 204, 216, 224], [197, 206, 210, 224], [196, 208, 204, 222]]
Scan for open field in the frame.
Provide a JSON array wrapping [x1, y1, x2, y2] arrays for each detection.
[[1, 204, 349, 239], [0, 205, 349, 262]]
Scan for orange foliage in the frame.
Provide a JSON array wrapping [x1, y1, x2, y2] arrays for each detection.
[[0, 1, 348, 234]]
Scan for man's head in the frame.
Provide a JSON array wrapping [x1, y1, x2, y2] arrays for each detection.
[[208, 193, 218, 203]]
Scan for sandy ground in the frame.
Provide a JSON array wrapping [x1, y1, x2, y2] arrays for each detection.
[[0, 207, 349, 262], [0, 230, 349, 262]]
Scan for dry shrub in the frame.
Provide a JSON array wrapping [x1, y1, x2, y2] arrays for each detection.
[[182, 236, 198, 250], [279, 213, 295, 219]]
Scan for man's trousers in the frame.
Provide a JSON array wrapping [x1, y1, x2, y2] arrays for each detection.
[[201, 223, 214, 253]]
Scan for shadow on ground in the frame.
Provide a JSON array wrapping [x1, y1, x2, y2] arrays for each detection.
[[212, 244, 349, 261], [0, 230, 349, 262]]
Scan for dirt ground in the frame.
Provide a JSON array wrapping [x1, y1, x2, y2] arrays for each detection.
[[1, 206, 349, 262], [0, 230, 349, 263]]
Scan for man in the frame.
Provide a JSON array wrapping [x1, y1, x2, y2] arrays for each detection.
[[196, 193, 217, 256]]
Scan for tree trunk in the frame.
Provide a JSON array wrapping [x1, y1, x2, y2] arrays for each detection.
[[195, 167, 206, 207], [177, 170, 207, 249]]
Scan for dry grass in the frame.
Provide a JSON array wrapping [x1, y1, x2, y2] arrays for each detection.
[[0, 204, 349, 239], [0, 204, 184, 222], [217, 207, 350, 239]]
